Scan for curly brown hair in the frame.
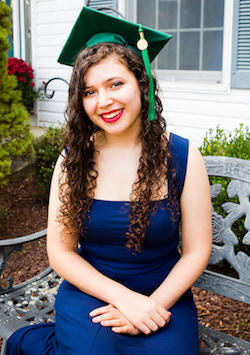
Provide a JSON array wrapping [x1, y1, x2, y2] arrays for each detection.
[[57, 43, 179, 252]]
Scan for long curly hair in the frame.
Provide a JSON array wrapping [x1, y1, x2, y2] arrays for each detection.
[[57, 43, 179, 252]]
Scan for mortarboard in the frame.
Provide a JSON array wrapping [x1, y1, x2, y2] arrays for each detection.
[[58, 6, 171, 121]]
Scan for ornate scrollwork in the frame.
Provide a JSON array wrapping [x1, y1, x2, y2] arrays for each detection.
[[206, 159, 250, 282]]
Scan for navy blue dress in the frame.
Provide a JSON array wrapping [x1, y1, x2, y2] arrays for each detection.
[[6, 132, 199, 354]]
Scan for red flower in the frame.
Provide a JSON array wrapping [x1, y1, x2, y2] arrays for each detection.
[[18, 67, 26, 74], [30, 82, 35, 87], [7, 68, 15, 75], [28, 72, 34, 79], [19, 76, 26, 83]]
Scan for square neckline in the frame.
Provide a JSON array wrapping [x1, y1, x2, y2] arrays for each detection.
[[92, 132, 174, 203]]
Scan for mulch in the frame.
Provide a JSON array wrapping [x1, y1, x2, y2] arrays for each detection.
[[0, 165, 249, 343]]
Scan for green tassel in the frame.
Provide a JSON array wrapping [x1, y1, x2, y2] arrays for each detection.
[[137, 25, 155, 121]]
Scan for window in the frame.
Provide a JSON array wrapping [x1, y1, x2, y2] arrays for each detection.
[[22, 0, 31, 63], [127, 0, 225, 82], [10, 0, 31, 63]]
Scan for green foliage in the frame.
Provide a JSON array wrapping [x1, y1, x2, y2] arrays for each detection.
[[0, 2, 34, 183], [33, 126, 65, 199], [200, 124, 249, 255], [200, 123, 250, 159]]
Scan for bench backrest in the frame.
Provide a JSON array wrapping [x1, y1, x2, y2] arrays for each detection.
[[194, 156, 250, 304]]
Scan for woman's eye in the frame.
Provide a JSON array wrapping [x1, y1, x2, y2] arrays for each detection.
[[83, 90, 94, 97], [112, 81, 123, 88]]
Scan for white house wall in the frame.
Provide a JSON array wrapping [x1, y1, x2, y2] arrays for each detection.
[[32, 0, 250, 147], [32, 0, 84, 128], [162, 87, 250, 146]]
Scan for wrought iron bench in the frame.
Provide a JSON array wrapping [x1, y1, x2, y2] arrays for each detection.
[[0, 156, 249, 354]]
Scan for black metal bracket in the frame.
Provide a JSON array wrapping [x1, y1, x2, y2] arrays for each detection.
[[43, 77, 69, 99]]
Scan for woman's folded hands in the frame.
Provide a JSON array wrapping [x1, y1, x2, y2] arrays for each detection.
[[89, 291, 171, 335]]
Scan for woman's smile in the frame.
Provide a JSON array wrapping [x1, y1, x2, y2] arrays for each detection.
[[100, 109, 124, 123]]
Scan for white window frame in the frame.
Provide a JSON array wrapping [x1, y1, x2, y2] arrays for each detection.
[[12, 0, 31, 62], [124, 0, 234, 94]]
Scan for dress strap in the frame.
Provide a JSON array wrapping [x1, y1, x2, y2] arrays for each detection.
[[168, 132, 189, 198], [64, 146, 69, 156]]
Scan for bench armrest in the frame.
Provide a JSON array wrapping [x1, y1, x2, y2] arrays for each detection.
[[0, 229, 47, 247]]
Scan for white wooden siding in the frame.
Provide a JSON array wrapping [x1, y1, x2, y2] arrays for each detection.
[[32, 0, 84, 127], [162, 86, 250, 146], [32, 0, 250, 147]]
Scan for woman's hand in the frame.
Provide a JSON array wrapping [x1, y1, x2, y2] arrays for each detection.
[[90, 304, 140, 335], [113, 291, 171, 335]]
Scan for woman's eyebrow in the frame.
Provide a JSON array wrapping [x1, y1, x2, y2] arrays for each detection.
[[106, 77, 121, 82], [84, 77, 123, 89]]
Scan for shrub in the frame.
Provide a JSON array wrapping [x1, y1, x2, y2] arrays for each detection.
[[33, 126, 65, 199], [199, 123, 249, 159], [0, 2, 34, 183], [7, 57, 41, 113]]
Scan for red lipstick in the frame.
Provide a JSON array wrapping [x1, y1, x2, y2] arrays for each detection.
[[100, 109, 124, 123]]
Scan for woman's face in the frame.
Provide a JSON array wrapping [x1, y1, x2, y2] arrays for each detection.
[[82, 55, 142, 137]]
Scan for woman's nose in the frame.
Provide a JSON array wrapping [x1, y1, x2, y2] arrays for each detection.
[[97, 90, 113, 108]]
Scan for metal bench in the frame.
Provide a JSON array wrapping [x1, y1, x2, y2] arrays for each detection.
[[0, 156, 249, 354]]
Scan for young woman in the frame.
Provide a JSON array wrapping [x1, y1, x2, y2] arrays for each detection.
[[6, 7, 212, 355]]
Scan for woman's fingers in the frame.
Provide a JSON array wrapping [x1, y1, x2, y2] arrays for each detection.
[[89, 304, 112, 317], [132, 307, 171, 334], [151, 308, 171, 328], [112, 326, 140, 335], [92, 312, 114, 323], [143, 318, 159, 332], [131, 320, 153, 335], [158, 307, 171, 322], [100, 319, 126, 327], [90, 304, 142, 335]]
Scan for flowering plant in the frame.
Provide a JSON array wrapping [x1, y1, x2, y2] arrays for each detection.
[[7, 57, 40, 113]]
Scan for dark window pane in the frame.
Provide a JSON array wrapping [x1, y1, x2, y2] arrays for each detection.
[[7, 0, 13, 57], [180, 0, 201, 28], [159, 0, 177, 29], [203, 30, 223, 70], [137, 0, 156, 28], [180, 31, 200, 69], [204, 0, 224, 28], [158, 32, 177, 69]]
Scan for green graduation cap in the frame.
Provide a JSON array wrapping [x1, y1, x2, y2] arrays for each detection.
[[58, 6, 171, 121]]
